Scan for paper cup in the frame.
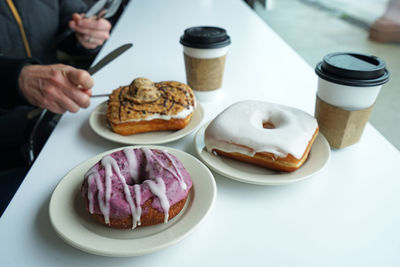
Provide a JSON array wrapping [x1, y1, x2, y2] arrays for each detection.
[[314, 52, 389, 148], [317, 78, 383, 111], [180, 26, 231, 102]]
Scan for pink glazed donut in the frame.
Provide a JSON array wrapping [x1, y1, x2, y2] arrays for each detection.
[[81, 147, 192, 229]]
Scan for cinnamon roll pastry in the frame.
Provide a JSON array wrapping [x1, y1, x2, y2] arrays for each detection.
[[107, 78, 196, 135]]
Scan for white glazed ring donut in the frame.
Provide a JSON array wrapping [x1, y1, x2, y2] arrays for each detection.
[[204, 100, 319, 172]]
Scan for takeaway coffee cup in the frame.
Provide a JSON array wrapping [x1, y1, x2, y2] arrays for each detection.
[[314, 52, 390, 148], [180, 26, 231, 101]]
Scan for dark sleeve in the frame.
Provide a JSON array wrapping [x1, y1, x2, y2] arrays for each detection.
[[0, 57, 39, 109]]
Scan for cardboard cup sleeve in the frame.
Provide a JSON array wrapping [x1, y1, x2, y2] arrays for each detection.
[[184, 54, 227, 92], [315, 96, 374, 149]]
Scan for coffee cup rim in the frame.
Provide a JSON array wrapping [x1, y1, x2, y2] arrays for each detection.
[[315, 61, 390, 87], [180, 26, 231, 49]]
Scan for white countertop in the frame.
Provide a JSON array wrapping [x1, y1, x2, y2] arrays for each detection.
[[1, 0, 400, 266]]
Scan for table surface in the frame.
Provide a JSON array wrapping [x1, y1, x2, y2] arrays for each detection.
[[1, 0, 400, 266]]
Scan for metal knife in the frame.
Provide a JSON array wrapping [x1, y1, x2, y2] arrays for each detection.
[[85, 0, 108, 18], [90, 93, 111, 98], [88, 43, 133, 75], [102, 0, 123, 19], [86, 0, 122, 19]]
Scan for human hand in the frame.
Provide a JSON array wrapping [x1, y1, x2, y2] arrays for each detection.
[[18, 64, 94, 114], [69, 13, 112, 49]]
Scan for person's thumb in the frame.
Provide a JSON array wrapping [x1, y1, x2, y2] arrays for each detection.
[[66, 68, 94, 90]]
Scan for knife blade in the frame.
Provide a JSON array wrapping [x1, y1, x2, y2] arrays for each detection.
[[85, 0, 108, 18], [86, 0, 122, 19], [88, 43, 133, 75], [90, 93, 110, 98], [103, 0, 122, 19]]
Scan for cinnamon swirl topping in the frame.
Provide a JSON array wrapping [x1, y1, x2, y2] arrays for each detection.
[[107, 78, 196, 124]]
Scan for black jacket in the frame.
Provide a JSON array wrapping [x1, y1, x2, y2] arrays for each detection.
[[0, 0, 87, 108]]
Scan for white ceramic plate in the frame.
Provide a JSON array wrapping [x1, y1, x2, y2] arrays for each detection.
[[49, 146, 217, 257], [194, 124, 330, 185], [89, 102, 204, 145]]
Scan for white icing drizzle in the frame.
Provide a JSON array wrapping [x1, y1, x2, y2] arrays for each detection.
[[160, 150, 187, 190], [85, 167, 97, 214], [123, 148, 139, 183], [144, 178, 170, 223], [142, 147, 187, 190], [102, 155, 141, 229], [142, 148, 172, 222], [85, 166, 110, 224], [133, 184, 142, 227]]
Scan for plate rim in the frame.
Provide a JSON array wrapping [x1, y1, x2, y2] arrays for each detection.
[[194, 123, 331, 185], [49, 145, 217, 257], [89, 102, 204, 145]]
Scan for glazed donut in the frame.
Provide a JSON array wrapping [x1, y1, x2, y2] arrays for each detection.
[[204, 100, 319, 172], [107, 78, 196, 136], [81, 147, 193, 229]]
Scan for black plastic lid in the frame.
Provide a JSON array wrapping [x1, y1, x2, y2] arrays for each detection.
[[180, 26, 231, 49], [315, 52, 390, 87]]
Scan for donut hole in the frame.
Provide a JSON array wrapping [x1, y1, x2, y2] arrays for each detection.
[[125, 178, 140, 186], [262, 121, 275, 129], [127, 175, 148, 186], [262, 112, 288, 129], [124, 161, 149, 186]]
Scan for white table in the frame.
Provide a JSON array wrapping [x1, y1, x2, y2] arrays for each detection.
[[1, 0, 400, 266]]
